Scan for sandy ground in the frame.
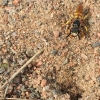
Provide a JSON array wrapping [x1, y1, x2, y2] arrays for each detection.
[[0, 0, 100, 100]]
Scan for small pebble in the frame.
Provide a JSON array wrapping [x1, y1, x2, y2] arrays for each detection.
[[13, 46, 17, 50], [30, 92, 35, 98], [51, 49, 58, 56], [1, 0, 8, 6], [2, 59, 9, 64], [28, 64, 32, 68], [34, 90, 40, 98], [1, 48, 7, 53], [21, 92, 25, 97], [52, 89, 57, 95], [61, 51, 67, 57], [47, 97, 54, 100], [41, 79, 47, 87], [28, 87, 35, 92], [97, 33, 100, 37], [41, 91, 47, 98], [18, 59, 25, 65], [13, 76, 22, 84], [0, 63, 9, 68], [56, 65, 61, 71], [21, 85, 26, 92], [62, 58, 69, 65], [17, 90, 22, 95], [38, 75, 43, 81], [25, 91, 29, 97], [97, 76, 100, 82], [25, 81, 29, 86], [57, 52, 62, 56], [42, 86, 49, 91], [81, 53, 88, 60], [89, 18, 95, 25], [69, 52, 74, 56], [26, 50, 35, 57], [36, 61, 42, 67], [53, 30, 60, 38], [36, 78, 41, 85], [50, 12, 54, 18], [17, 84, 21, 90], [13, 0, 20, 6], [7, 86, 13, 94], [61, 42, 67, 48], [96, 14, 100, 20], [92, 42, 100, 47], [22, 77, 27, 82], [0, 67, 5, 74]]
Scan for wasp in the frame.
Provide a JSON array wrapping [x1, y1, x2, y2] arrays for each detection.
[[65, 3, 90, 39]]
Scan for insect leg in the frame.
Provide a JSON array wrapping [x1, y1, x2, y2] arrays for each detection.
[[66, 20, 71, 25], [78, 34, 81, 40], [83, 13, 91, 20], [70, 14, 74, 18], [66, 32, 71, 38], [61, 20, 71, 27], [66, 29, 71, 38], [77, 30, 81, 40], [66, 19, 73, 39], [83, 26, 90, 39]]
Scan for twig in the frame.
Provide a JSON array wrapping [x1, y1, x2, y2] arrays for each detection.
[[0, 49, 44, 90], [4, 84, 9, 100]]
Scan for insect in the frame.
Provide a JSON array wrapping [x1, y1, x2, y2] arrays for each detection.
[[65, 3, 90, 39]]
